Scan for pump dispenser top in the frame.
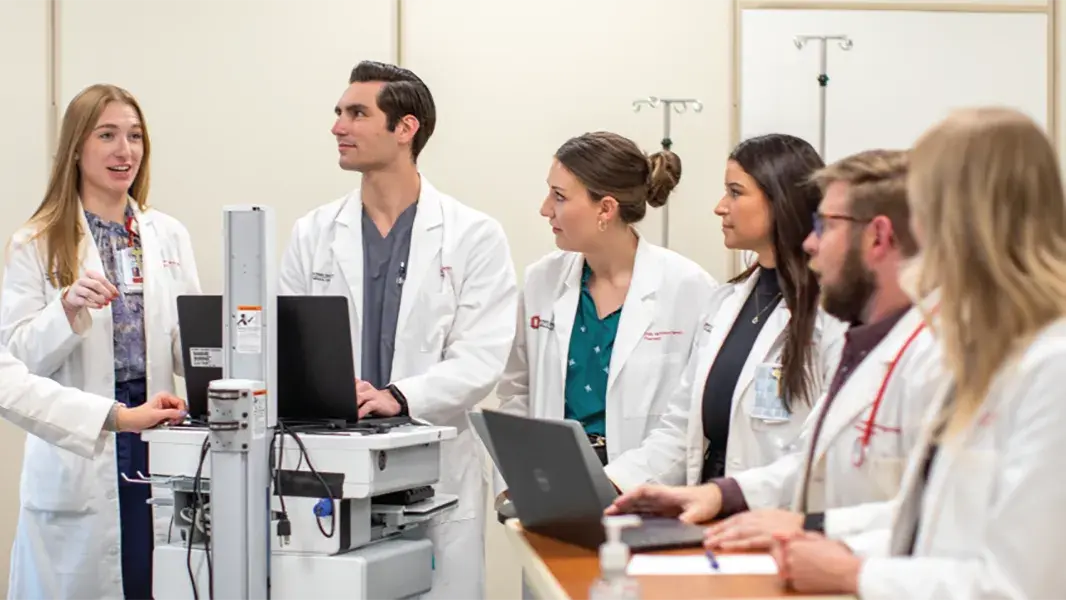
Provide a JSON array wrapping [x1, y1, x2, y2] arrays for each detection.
[[600, 515, 642, 576]]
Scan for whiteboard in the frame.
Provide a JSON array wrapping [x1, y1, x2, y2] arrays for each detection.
[[739, 9, 1049, 162]]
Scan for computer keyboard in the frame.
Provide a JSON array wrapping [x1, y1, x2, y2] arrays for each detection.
[[621, 516, 706, 551], [359, 415, 415, 427], [374, 485, 435, 506]]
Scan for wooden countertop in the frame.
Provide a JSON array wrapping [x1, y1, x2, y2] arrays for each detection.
[[503, 519, 855, 600]]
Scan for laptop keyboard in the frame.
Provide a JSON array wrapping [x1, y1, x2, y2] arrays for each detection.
[[621, 516, 706, 551]]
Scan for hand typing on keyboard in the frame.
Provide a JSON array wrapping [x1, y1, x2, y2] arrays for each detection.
[[355, 379, 402, 419], [605, 483, 721, 524]]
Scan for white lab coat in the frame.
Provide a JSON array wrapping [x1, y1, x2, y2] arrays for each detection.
[[278, 176, 518, 600], [731, 306, 944, 540], [0, 344, 115, 457], [604, 268, 847, 490], [493, 236, 719, 496], [856, 317, 1066, 599], [0, 204, 201, 599]]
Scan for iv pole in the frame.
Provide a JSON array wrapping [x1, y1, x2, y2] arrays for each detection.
[[632, 96, 703, 248], [792, 34, 853, 158]]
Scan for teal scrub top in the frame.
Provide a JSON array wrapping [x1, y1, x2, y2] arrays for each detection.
[[564, 262, 621, 437]]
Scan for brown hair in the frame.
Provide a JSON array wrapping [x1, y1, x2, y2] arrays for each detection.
[[812, 149, 916, 257], [26, 84, 151, 288], [554, 131, 681, 223], [728, 134, 824, 410], [350, 60, 436, 161]]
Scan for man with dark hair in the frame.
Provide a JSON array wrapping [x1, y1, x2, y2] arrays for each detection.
[[347, 61, 436, 163], [606, 149, 944, 554], [279, 60, 518, 599]]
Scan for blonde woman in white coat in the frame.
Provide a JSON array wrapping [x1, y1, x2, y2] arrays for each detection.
[[604, 134, 847, 494], [0, 84, 201, 600], [492, 132, 718, 503], [772, 108, 1066, 600]]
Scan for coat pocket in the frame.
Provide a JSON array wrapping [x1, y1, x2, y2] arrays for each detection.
[[419, 292, 457, 353], [20, 439, 96, 514]]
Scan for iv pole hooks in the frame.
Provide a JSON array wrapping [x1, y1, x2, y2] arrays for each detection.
[[632, 96, 703, 248], [792, 34, 853, 159]]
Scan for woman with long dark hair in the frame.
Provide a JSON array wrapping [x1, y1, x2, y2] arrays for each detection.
[[601, 133, 846, 496]]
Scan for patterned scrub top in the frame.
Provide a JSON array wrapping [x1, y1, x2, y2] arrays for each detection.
[[84, 203, 147, 383], [563, 262, 621, 437]]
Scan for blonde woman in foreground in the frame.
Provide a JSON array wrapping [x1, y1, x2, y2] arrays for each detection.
[[769, 107, 1066, 599]]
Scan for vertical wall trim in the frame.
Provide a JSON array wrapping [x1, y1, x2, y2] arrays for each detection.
[[395, 0, 404, 66], [46, 0, 59, 160], [1050, 0, 1058, 150]]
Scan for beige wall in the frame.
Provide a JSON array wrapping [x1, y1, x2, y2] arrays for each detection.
[[0, 0, 1057, 597], [0, 0, 49, 590]]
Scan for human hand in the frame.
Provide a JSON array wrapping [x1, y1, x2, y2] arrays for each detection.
[[115, 393, 187, 432], [772, 531, 861, 594], [604, 482, 722, 524], [62, 271, 118, 314], [704, 508, 804, 551], [355, 379, 401, 418]]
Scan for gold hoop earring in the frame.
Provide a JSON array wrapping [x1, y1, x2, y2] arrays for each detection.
[[597, 219, 607, 232]]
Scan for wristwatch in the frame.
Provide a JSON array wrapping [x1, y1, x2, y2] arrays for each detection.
[[386, 384, 410, 416]]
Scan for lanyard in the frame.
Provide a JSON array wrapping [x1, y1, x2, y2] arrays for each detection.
[[852, 319, 928, 467], [124, 212, 141, 249]]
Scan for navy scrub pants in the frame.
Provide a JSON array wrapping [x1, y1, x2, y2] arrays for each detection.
[[115, 378, 154, 599]]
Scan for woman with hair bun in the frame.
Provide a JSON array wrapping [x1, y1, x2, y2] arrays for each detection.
[[491, 131, 718, 505]]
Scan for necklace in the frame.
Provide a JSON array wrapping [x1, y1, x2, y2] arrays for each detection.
[[752, 292, 782, 324]]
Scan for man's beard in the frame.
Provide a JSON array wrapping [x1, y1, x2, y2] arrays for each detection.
[[822, 244, 876, 325]]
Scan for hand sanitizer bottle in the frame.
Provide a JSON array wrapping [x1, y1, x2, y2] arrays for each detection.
[[589, 515, 642, 600]]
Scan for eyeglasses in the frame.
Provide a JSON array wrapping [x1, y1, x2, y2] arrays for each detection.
[[812, 212, 870, 237]]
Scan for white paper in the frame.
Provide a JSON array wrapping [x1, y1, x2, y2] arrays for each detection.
[[189, 347, 223, 368], [626, 553, 779, 576], [235, 307, 262, 354]]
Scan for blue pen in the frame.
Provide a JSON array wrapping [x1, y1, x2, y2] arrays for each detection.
[[705, 548, 720, 571]]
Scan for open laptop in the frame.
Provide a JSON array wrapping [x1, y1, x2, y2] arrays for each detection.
[[468, 411, 505, 481], [479, 409, 706, 552], [177, 295, 410, 428]]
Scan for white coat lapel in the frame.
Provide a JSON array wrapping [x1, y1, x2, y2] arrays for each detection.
[[887, 377, 954, 554], [812, 308, 924, 464], [730, 271, 788, 417], [75, 205, 114, 395], [397, 181, 444, 333], [552, 255, 583, 389], [702, 275, 753, 365], [331, 195, 364, 324], [606, 238, 657, 394], [133, 208, 163, 334]]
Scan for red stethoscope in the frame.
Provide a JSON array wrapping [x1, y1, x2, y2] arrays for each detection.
[[850, 319, 929, 467]]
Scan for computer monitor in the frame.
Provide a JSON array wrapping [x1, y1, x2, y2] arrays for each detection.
[[177, 295, 359, 424], [176, 295, 223, 421]]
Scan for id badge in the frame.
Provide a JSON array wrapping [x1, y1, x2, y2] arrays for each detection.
[[752, 363, 790, 422], [117, 247, 144, 294]]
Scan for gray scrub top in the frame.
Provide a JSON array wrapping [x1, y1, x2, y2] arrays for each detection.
[[361, 203, 418, 389]]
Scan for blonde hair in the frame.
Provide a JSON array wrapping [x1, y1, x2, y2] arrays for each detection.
[[26, 84, 151, 288], [908, 107, 1066, 438], [811, 149, 917, 257]]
